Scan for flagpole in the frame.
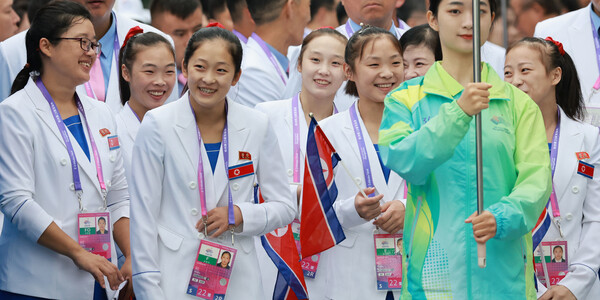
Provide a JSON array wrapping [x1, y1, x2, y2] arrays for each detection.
[[473, 0, 486, 269], [501, 0, 508, 49]]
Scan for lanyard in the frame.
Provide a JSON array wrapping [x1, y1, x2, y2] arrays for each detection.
[[84, 14, 120, 100], [36, 78, 107, 211], [590, 17, 600, 96], [549, 111, 563, 237], [345, 20, 355, 37], [189, 100, 235, 230], [349, 102, 375, 197], [251, 33, 287, 84], [128, 103, 141, 122]]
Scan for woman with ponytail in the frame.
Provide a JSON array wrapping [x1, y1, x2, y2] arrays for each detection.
[[505, 37, 600, 300], [0, 1, 132, 299], [116, 27, 176, 179]]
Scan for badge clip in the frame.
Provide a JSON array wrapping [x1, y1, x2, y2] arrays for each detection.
[[230, 226, 235, 246], [202, 217, 208, 237], [555, 218, 565, 239]]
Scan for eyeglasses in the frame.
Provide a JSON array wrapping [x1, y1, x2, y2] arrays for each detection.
[[55, 37, 102, 54]]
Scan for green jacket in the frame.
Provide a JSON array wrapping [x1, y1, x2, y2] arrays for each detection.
[[379, 62, 551, 299]]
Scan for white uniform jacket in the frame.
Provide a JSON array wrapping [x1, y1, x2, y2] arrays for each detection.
[[130, 94, 296, 300], [0, 12, 178, 111], [255, 98, 333, 299], [535, 109, 600, 300], [319, 102, 405, 300], [115, 102, 140, 180], [0, 78, 129, 299], [535, 4, 600, 112], [227, 34, 290, 107]]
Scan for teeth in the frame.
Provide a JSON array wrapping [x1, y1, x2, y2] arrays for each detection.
[[376, 83, 392, 88], [200, 87, 216, 94], [79, 62, 91, 68], [315, 79, 329, 85], [149, 91, 165, 96]]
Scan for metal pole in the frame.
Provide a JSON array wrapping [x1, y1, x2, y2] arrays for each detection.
[[501, 0, 508, 49], [472, 0, 486, 269]]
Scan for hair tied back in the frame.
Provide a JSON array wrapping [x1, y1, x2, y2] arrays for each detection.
[[122, 26, 144, 48], [545, 36, 565, 56], [206, 22, 225, 29]]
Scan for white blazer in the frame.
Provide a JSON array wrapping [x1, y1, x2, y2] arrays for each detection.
[[130, 94, 296, 300], [319, 102, 405, 300], [535, 109, 600, 300], [535, 4, 600, 114], [114, 102, 140, 180], [0, 12, 178, 111], [254, 98, 333, 299], [0, 78, 129, 299], [227, 34, 288, 107]]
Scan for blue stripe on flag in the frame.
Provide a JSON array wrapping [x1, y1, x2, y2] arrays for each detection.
[[532, 213, 551, 251], [261, 236, 308, 300]]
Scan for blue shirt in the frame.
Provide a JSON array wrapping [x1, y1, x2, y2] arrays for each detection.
[[98, 13, 117, 91], [205, 143, 221, 174], [265, 43, 289, 76], [64, 115, 90, 161], [348, 18, 399, 38], [373, 144, 390, 183], [591, 6, 600, 34]]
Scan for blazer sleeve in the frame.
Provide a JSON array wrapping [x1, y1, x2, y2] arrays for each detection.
[[104, 110, 129, 226], [487, 93, 551, 240], [129, 113, 167, 299], [235, 119, 296, 236], [378, 85, 473, 185], [557, 130, 600, 299]]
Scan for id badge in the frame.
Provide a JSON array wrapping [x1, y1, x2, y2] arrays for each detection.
[[534, 240, 568, 287], [187, 239, 237, 299], [374, 233, 403, 290], [78, 212, 111, 260], [292, 219, 320, 278]]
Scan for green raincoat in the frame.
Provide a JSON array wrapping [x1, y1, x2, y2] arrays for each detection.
[[379, 62, 551, 299]]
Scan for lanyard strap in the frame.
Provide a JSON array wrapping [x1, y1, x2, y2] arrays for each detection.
[[251, 33, 287, 85], [292, 94, 301, 183], [85, 14, 120, 100], [349, 102, 375, 197], [549, 112, 561, 219], [36, 78, 107, 210], [345, 20, 354, 37], [190, 100, 235, 226]]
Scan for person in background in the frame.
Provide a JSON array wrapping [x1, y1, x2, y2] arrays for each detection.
[[392, 0, 410, 30], [396, 0, 427, 28], [504, 36, 600, 300], [511, 0, 563, 38], [226, 0, 254, 43], [228, 0, 310, 107], [12, 0, 28, 33], [488, 4, 521, 47], [150, 0, 203, 96], [400, 24, 441, 81], [0, 0, 20, 41], [306, 0, 340, 36], [336, 1, 348, 25], [202, 0, 234, 31]]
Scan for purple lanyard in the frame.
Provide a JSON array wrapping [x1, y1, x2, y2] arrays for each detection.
[[345, 21, 355, 37], [189, 100, 235, 226], [232, 29, 248, 44], [349, 102, 375, 197], [590, 17, 600, 90], [36, 78, 107, 210], [549, 112, 561, 220], [251, 33, 287, 84], [129, 103, 141, 122], [84, 15, 120, 100]]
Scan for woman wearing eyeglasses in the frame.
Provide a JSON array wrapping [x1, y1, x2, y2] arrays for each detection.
[[0, 2, 131, 299]]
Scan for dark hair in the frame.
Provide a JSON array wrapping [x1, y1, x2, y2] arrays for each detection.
[[183, 27, 243, 76], [507, 37, 583, 121], [226, 0, 247, 23], [119, 32, 175, 105], [150, 0, 202, 20], [221, 251, 231, 258], [400, 24, 442, 61], [553, 245, 563, 252], [397, 0, 426, 23], [429, 0, 497, 16], [246, 0, 287, 25], [202, 0, 228, 19], [519, 0, 563, 16], [27, 0, 51, 24], [310, 0, 335, 20], [297, 27, 348, 69], [336, 1, 347, 25], [344, 26, 402, 97], [11, 0, 91, 95], [98, 217, 106, 223]]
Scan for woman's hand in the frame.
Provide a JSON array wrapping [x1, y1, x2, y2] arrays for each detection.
[[539, 285, 576, 300], [196, 205, 243, 238], [373, 200, 405, 234], [355, 187, 383, 221], [465, 211, 497, 243], [456, 82, 492, 116], [117, 256, 134, 300], [71, 248, 124, 290]]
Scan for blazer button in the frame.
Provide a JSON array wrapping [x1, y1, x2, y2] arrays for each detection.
[[70, 183, 75, 191], [106, 180, 111, 187], [60, 158, 68, 166], [109, 154, 116, 162], [197, 232, 204, 240], [571, 186, 579, 194], [232, 183, 240, 191], [191, 208, 199, 216], [355, 177, 362, 185], [189, 182, 197, 189], [565, 213, 573, 221], [287, 169, 293, 177]]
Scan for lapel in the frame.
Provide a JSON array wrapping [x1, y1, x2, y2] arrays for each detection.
[[568, 5, 597, 93], [121, 102, 140, 142], [174, 94, 197, 170], [554, 109, 583, 201], [29, 80, 102, 196]]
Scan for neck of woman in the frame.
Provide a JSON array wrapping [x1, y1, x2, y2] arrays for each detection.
[[357, 97, 385, 144], [128, 98, 149, 122], [40, 72, 78, 117], [299, 89, 335, 124], [440, 50, 476, 87], [190, 97, 227, 143], [538, 96, 559, 143]]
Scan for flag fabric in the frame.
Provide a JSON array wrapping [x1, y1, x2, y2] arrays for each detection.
[[253, 186, 308, 300], [300, 116, 346, 259], [532, 205, 551, 254]]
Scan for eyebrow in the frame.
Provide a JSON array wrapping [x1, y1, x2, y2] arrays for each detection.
[[194, 58, 231, 65], [448, 1, 488, 7]]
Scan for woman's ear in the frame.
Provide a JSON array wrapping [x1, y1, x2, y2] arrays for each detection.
[[121, 64, 132, 82], [427, 11, 439, 32], [39, 38, 53, 58], [344, 63, 353, 81], [231, 69, 243, 86], [550, 66, 562, 87]]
